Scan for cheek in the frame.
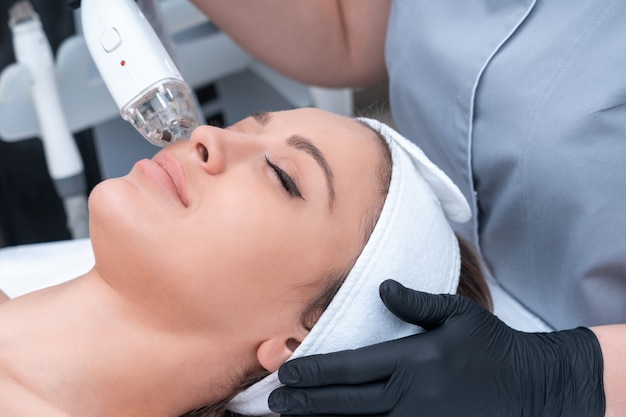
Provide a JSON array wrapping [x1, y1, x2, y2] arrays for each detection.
[[160, 222, 312, 334], [180, 196, 295, 280], [171, 200, 324, 318]]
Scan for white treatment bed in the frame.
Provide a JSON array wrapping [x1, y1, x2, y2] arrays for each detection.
[[0, 238, 550, 332], [0, 238, 95, 299]]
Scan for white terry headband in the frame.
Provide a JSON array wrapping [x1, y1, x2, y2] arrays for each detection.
[[228, 118, 471, 416]]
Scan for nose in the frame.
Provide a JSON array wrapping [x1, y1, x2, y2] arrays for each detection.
[[189, 125, 263, 174]]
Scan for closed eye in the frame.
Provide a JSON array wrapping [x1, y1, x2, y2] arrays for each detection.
[[265, 156, 304, 200]]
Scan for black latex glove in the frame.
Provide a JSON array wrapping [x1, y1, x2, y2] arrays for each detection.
[[269, 279, 605, 417]]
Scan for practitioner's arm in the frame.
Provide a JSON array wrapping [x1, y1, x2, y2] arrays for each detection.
[[0, 290, 9, 303], [189, 0, 391, 88]]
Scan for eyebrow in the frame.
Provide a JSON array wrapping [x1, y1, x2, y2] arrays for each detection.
[[288, 135, 336, 210], [251, 112, 336, 209]]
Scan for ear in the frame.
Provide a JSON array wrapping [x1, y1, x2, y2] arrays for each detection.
[[256, 332, 306, 373]]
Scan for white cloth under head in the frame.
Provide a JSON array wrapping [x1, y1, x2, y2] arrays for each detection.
[[228, 118, 471, 416]]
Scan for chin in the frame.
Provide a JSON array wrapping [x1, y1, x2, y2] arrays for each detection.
[[88, 178, 176, 269], [89, 179, 125, 225], [88, 179, 143, 246]]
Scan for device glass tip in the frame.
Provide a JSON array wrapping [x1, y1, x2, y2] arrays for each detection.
[[121, 79, 200, 147]]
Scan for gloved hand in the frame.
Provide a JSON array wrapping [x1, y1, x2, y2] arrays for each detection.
[[269, 279, 605, 417]]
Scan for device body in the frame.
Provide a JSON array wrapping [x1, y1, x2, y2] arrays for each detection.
[[81, 0, 199, 147]]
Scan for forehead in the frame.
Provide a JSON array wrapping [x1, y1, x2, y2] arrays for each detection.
[[269, 108, 382, 161]]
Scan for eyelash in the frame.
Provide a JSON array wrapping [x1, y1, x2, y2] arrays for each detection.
[[264, 156, 304, 199]]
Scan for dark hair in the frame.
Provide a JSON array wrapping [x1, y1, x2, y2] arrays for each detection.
[[456, 235, 492, 311], [179, 123, 492, 417]]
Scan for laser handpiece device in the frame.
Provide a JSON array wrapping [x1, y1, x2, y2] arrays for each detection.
[[81, 0, 200, 147]]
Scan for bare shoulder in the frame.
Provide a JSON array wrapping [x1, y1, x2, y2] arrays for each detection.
[[0, 378, 71, 417], [0, 290, 9, 303]]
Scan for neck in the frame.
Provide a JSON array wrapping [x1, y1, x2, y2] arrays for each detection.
[[0, 269, 248, 417]]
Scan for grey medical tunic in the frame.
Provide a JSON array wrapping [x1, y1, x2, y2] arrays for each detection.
[[386, 0, 626, 329]]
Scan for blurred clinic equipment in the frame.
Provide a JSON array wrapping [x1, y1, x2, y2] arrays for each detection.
[[8, 0, 88, 239]]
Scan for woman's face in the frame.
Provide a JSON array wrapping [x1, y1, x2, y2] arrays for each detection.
[[89, 108, 384, 346]]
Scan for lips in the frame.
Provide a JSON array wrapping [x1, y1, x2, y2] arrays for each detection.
[[151, 153, 190, 207]]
